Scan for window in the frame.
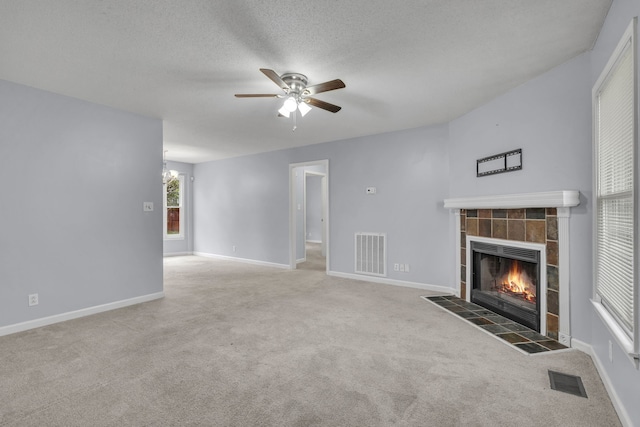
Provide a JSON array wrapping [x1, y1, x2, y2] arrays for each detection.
[[164, 174, 184, 239], [593, 18, 638, 365]]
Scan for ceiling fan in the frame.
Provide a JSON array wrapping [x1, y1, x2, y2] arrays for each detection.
[[235, 69, 345, 121]]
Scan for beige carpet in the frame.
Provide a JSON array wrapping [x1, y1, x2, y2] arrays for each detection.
[[0, 252, 620, 426], [298, 241, 326, 272]]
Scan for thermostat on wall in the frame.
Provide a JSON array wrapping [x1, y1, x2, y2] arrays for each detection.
[[366, 187, 376, 194]]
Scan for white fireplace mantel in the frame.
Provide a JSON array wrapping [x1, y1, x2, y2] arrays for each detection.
[[444, 190, 581, 347], [444, 190, 580, 210]]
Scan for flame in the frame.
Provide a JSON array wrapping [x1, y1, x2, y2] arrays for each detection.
[[499, 260, 536, 303]]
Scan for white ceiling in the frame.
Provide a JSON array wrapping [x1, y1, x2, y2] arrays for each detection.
[[0, 1, 611, 163]]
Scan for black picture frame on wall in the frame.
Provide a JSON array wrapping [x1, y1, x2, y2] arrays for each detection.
[[477, 148, 522, 177]]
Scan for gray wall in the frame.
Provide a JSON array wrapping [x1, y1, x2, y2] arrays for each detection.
[[0, 79, 163, 328], [193, 150, 291, 265], [306, 174, 323, 242], [194, 124, 452, 287], [305, 126, 451, 286], [448, 51, 592, 199], [163, 160, 194, 256]]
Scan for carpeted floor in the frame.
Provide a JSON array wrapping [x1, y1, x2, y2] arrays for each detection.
[[0, 252, 621, 426], [297, 241, 326, 272]]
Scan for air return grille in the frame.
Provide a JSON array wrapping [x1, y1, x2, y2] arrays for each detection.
[[355, 232, 386, 276], [548, 370, 588, 398]]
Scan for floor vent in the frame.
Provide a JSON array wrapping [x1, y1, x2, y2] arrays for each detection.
[[548, 370, 588, 398], [355, 232, 386, 277]]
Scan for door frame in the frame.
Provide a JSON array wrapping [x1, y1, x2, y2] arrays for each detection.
[[289, 159, 329, 272]]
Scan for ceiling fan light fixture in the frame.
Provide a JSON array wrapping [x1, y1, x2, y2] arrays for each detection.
[[278, 105, 291, 117], [298, 101, 311, 117], [235, 69, 345, 125], [283, 96, 298, 112]]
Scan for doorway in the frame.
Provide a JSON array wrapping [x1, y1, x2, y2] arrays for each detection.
[[301, 171, 326, 271], [289, 160, 329, 272]]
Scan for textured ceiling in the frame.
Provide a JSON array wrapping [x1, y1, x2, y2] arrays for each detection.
[[0, 1, 611, 163]]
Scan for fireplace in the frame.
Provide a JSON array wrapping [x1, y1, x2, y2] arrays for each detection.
[[470, 239, 543, 332], [444, 191, 580, 345]]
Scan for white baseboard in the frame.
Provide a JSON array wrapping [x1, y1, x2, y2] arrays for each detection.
[[163, 251, 193, 257], [569, 337, 591, 354], [0, 292, 165, 338], [193, 251, 290, 269], [306, 240, 322, 244], [571, 338, 632, 427], [296, 258, 306, 264], [327, 271, 455, 294]]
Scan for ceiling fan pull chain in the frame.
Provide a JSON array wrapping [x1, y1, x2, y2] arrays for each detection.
[[292, 108, 297, 131]]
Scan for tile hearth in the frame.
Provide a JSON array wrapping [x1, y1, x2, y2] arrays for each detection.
[[423, 295, 567, 354]]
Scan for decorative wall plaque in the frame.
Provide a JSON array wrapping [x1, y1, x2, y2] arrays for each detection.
[[477, 149, 522, 177]]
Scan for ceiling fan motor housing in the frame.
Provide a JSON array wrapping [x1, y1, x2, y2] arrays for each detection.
[[280, 73, 308, 96]]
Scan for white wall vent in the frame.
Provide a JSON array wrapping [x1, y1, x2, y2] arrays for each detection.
[[355, 232, 386, 277]]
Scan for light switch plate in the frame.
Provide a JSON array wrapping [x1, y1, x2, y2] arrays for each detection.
[[143, 202, 154, 212]]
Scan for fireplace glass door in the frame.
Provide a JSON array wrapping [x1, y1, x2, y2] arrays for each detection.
[[471, 241, 540, 331]]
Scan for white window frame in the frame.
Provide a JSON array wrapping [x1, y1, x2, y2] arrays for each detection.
[[164, 174, 185, 240], [592, 18, 639, 368]]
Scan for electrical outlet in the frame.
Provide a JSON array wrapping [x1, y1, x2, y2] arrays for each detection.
[[232, 246, 236, 252], [28, 293, 38, 307], [393, 263, 399, 271], [399, 264, 405, 272], [405, 264, 410, 272]]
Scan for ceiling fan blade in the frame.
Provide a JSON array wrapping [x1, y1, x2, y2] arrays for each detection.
[[303, 79, 345, 96], [260, 68, 290, 91], [234, 94, 280, 98], [306, 97, 342, 113]]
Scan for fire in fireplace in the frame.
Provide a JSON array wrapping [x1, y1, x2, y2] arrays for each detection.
[[497, 260, 536, 303], [471, 241, 541, 331]]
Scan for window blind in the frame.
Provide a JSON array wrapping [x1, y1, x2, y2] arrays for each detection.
[[595, 40, 635, 336]]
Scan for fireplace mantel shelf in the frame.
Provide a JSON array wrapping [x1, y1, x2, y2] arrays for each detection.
[[443, 190, 580, 210]]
